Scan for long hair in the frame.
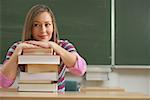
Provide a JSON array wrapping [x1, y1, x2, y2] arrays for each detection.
[[22, 4, 59, 43]]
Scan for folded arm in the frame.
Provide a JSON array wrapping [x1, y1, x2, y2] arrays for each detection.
[[67, 52, 87, 76], [0, 71, 14, 88]]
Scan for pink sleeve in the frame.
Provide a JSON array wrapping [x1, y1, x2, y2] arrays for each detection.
[[0, 72, 14, 88], [67, 52, 87, 76]]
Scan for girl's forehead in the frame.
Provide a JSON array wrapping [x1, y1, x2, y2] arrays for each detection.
[[33, 12, 52, 22]]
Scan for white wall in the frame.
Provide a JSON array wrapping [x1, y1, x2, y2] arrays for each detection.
[[66, 66, 150, 95], [116, 69, 149, 95], [1, 64, 150, 95]]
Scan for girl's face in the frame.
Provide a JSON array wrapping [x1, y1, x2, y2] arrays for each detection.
[[32, 12, 53, 42]]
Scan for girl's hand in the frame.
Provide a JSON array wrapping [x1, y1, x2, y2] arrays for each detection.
[[13, 42, 41, 56], [24, 41, 61, 55], [25, 41, 52, 48]]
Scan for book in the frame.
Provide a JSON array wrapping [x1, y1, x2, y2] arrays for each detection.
[[18, 83, 57, 92], [87, 67, 111, 72], [18, 55, 60, 64], [18, 48, 59, 92], [23, 48, 54, 55], [25, 64, 58, 73], [86, 72, 109, 81], [18, 80, 53, 84], [20, 72, 58, 81]]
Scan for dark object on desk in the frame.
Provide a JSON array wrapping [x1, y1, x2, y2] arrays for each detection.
[[65, 80, 79, 91]]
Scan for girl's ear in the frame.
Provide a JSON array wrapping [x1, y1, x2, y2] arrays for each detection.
[[50, 32, 55, 41]]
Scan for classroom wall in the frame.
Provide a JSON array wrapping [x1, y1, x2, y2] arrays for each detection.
[[65, 66, 150, 95], [7, 64, 150, 95], [1, 0, 150, 66], [0, 0, 111, 65]]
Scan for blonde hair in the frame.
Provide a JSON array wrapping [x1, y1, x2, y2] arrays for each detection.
[[22, 4, 59, 43]]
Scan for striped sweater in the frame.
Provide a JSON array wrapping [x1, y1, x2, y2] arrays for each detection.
[[0, 40, 87, 92]]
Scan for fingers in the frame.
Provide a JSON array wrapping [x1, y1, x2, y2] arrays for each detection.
[[19, 42, 41, 49], [25, 41, 50, 48], [14, 42, 41, 56]]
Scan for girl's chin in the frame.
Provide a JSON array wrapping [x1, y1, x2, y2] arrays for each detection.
[[40, 39, 50, 42], [35, 38, 50, 41]]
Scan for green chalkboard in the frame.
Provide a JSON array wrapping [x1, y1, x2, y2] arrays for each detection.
[[0, 0, 111, 65], [115, 0, 150, 65]]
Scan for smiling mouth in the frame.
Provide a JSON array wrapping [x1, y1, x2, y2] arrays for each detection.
[[39, 35, 48, 38]]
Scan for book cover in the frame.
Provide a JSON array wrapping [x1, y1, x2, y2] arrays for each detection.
[[18, 83, 57, 92], [18, 55, 60, 64], [20, 72, 58, 81], [86, 72, 109, 81], [18, 80, 54, 84], [23, 48, 53, 55], [25, 64, 58, 73]]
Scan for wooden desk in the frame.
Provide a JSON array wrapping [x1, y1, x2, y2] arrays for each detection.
[[0, 88, 150, 100], [80, 87, 125, 92]]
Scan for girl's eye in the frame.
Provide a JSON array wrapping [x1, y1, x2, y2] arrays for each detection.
[[33, 24, 40, 27], [45, 23, 51, 27]]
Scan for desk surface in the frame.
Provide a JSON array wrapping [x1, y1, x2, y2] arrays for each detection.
[[1, 88, 150, 100], [80, 87, 125, 92]]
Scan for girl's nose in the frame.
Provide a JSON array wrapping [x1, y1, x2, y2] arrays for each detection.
[[41, 25, 46, 33]]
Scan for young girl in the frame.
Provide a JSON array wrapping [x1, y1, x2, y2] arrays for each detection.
[[0, 4, 87, 92]]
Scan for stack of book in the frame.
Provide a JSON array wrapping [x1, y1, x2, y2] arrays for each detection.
[[86, 66, 112, 81], [18, 48, 60, 92]]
